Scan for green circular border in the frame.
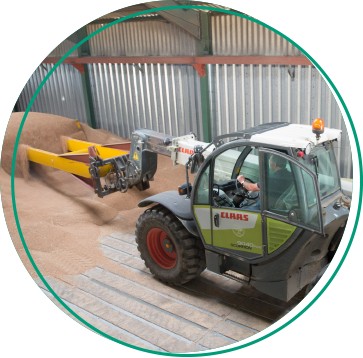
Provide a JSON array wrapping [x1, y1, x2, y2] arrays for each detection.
[[10, 5, 361, 356]]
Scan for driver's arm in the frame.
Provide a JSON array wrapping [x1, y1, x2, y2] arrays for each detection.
[[237, 175, 260, 192]]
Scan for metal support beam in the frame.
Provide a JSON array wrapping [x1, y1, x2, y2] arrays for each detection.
[[192, 64, 206, 77], [71, 63, 84, 74], [44, 57, 194, 64], [44, 56, 313, 66], [195, 56, 312, 65], [198, 11, 211, 143], [76, 27, 96, 128], [81, 64, 96, 128], [199, 75, 211, 142], [199, 10, 211, 55]]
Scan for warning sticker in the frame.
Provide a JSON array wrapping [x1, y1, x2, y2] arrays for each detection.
[[133, 151, 139, 161]]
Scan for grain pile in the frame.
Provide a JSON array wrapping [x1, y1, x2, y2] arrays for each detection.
[[1, 112, 191, 279]]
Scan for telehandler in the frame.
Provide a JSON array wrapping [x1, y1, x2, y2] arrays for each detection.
[[28, 119, 351, 301]]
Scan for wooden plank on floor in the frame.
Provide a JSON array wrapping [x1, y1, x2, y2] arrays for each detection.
[[46, 292, 158, 351], [226, 309, 272, 331], [100, 246, 130, 263], [114, 255, 151, 274], [36, 277, 98, 309], [32, 230, 296, 352], [109, 232, 139, 245], [43, 290, 89, 328], [36, 277, 196, 352], [84, 268, 221, 330], [94, 266, 234, 317], [70, 274, 207, 342], [250, 290, 300, 311], [97, 234, 285, 332], [103, 239, 289, 323], [197, 331, 232, 350], [183, 276, 246, 307], [239, 298, 287, 321], [101, 253, 260, 318], [99, 236, 140, 257], [212, 320, 255, 341], [99, 236, 283, 319]]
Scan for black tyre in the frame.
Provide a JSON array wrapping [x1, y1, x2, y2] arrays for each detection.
[[135, 204, 206, 285]]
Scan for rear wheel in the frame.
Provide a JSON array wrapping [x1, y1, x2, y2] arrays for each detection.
[[135, 205, 206, 285]]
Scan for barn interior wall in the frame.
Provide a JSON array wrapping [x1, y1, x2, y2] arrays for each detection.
[[16, 16, 352, 178]]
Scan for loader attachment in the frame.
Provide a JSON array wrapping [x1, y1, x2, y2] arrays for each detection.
[[27, 138, 132, 198], [26, 128, 204, 198]]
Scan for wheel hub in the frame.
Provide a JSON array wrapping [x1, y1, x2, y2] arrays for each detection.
[[147, 228, 177, 269], [163, 238, 174, 253]]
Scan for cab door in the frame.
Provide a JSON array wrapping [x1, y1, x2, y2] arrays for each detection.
[[210, 146, 264, 259], [259, 149, 324, 255]]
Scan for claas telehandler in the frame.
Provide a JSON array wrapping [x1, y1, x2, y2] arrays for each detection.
[[28, 119, 351, 301]]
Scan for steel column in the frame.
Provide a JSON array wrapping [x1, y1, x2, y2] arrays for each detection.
[[199, 11, 212, 143], [77, 27, 97, 128]]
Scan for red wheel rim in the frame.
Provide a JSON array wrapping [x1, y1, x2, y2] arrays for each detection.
[[147, 228, 177, 269]]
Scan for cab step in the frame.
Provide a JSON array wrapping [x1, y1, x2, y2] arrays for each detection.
[[222, 270, 250, 284]]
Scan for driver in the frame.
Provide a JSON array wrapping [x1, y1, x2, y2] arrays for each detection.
[[237, 154, 292, 208], [234, 174, 260, 209]]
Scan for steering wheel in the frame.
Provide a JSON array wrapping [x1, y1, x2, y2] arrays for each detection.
[[235, 177, 254, 191], [235, 177, 259, 200]]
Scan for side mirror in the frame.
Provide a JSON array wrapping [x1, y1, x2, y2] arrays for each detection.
[[191, 153, 204, 174]]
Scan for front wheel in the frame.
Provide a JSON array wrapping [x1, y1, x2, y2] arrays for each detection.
[[135, 205, 206, 285]]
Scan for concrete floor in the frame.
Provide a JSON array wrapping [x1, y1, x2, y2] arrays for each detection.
[[35, 232, 304, 353]]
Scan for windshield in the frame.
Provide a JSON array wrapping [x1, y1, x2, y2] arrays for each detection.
[[298, 142, 340, 199]]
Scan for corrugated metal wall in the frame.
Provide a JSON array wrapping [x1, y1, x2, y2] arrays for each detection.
[[208, 63, 351, 178], [87, 21, 199, 56], [211, 15, 303, 56], [87, 63, 202, 140], [17, 64, 87, 123], [16, 15, 352, 178], [17, 65, 351, 179]]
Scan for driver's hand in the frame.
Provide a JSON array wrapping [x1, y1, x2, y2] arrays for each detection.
[[237, 175, 245, 184]]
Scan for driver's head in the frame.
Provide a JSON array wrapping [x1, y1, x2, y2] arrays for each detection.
[[269, 155, 287, 172]]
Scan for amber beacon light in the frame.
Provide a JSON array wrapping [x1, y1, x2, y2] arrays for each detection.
[[312, 118, 325, 140]]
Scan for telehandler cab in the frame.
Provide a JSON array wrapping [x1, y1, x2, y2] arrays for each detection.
[[28, 119, 351, 301]]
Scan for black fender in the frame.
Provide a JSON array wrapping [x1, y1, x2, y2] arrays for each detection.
[[138, 191, 199, 237]]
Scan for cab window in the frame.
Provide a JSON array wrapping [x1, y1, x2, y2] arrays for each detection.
[[262, 152, 320, 230], [264, 155, 297, 210], [298, 143, 340, 198], [212, 146, 260, 210], [238, 148, 259, 183], [194, 164, 210, 205], [214, 146, 246, 183]]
